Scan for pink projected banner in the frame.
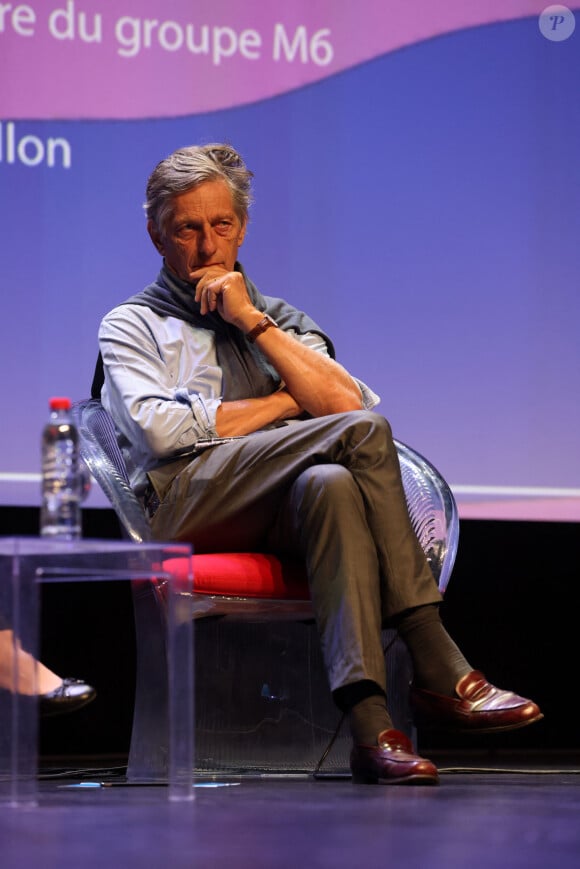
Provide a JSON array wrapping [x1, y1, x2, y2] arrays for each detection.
[[0, 0, 569, 120]]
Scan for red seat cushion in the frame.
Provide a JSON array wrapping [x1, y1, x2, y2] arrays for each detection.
[[164, 553, 310, 600]]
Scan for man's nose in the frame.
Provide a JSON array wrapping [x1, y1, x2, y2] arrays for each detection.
[[198, 225, 218, 257]]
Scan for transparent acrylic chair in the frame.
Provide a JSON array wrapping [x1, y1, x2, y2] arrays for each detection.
[[73, 398, 459, 780]]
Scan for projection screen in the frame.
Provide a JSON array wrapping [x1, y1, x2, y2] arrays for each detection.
[[1, 0, 579, 521]]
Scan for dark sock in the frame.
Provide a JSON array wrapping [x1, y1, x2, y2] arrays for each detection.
[[394, 604, 472, 696], [333, 680, 394, 745], [348, 695, 395, 746]]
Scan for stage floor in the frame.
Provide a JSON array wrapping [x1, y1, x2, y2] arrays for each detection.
[[2, 755, 580, 868]]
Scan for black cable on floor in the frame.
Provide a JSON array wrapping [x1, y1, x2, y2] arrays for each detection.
[[438, 766, 580, 775], [38, 765, 127, 781]]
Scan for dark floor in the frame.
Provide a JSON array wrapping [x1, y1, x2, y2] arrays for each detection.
[[2, 755, 580, 869]]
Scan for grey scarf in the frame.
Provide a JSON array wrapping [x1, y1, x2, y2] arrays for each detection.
[[92, 262, 334, 401]]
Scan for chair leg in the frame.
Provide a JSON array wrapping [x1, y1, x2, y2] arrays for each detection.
[[127, 596, 417, 781], [127, 581, 170, 782], [194, 619, 352, 776]]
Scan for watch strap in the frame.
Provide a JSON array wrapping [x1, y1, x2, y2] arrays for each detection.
[[246, 314, 279, 343]]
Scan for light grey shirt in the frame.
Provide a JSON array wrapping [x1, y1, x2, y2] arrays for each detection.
[[99, 303, 380, 497]]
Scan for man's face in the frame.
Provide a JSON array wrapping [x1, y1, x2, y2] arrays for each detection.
[[148, 179, 246, 283]]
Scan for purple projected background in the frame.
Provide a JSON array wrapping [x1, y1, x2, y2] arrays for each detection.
[[0, 2, 579, 520]]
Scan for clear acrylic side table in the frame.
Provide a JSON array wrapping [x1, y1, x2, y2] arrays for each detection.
[[0, 537, 194, 806]]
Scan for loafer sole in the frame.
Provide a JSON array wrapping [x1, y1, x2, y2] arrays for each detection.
[[415, 711, 544, 735], [352, 771, 439, 786]]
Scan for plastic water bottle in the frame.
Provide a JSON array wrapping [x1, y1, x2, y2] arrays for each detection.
[[40, 397, 83, 539]]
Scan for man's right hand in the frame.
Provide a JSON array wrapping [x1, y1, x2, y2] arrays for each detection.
[[191, 266, 262, 332]]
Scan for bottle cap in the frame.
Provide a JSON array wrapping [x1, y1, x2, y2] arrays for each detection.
[[49, 397, 71, 411]]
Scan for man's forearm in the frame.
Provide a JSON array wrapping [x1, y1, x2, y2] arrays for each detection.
[[215, 389, 302, 437], [251, 325, 364, 417], [192, 269, 364, 418]]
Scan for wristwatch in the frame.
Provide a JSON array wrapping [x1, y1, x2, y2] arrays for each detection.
[[246, 313, 279, 343]]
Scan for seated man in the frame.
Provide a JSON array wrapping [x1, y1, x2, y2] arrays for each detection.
[[94, 143, 542, 786]]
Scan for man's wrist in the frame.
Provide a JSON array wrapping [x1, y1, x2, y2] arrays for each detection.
[[246, 313, 279, 343]]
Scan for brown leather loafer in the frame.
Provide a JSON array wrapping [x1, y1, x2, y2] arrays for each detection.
[[410, 670, 543, 734], [350, 729, 439, 786]]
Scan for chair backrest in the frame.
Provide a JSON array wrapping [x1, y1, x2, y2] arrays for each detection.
[[396, 441, 458, 593], [72, 398, 459, 593], [72, 399, 151, 544]]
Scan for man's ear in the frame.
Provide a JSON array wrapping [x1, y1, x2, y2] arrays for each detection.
[[147, 219, 165, 255]]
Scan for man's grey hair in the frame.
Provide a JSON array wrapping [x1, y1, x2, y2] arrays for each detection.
[[144, 143, 254, 233]]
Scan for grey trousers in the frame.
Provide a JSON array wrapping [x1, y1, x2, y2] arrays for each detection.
[[149, 410, 442, 694]]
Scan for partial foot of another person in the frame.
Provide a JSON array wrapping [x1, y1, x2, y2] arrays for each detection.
[[0, 629, 96, 716], [39, 677, 96, 717]]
